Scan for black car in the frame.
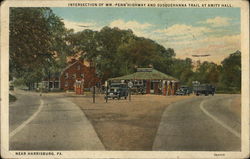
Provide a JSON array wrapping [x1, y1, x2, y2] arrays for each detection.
[[105, 83, 128, 100], [193, 83, 215, 96], [176, 86, 192, 95]]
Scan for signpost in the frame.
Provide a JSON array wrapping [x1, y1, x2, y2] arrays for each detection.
[[128, 81, 133, 101], [93, 86, 95, 103], [105, 81, 108, 103]]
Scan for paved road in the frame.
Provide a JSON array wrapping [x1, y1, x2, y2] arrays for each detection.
[[9, 91, 104, 150], [10, 90, 42, 132], [153, 94, 241, 151]]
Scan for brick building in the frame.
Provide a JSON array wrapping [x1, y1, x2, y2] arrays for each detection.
[[60, 60, 99, 90]]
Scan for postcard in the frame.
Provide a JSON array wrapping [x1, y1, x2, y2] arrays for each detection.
[[1, 0, 249, 158]]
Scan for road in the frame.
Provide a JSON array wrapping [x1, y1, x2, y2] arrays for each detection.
[[9, 90, 104, 150], [153, 94, 241, 151]]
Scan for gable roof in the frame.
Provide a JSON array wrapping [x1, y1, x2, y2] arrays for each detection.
[[61, 60, 82, 73], [109, 68, 178, 81]]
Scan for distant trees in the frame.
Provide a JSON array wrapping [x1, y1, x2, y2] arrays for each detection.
[[171, 50, 241, 93], [194, 61, 221, 86], [170, 58, 194, 86]]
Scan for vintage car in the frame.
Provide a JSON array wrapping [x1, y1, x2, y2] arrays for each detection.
[[193, 83, 215, 96], [105, 83, 128, 100], [176, 86, 192, 95]]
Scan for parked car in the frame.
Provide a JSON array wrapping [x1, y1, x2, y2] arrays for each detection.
[[105, 83, 128, 100], [131, 86, 146, 95], [176, 86, 191, 95], [193, 83, 215, 96]]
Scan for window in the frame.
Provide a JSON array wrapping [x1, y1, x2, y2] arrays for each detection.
[[64, 73, 68, 79], [65, 82, 68, 87], [49, 82, 53, 88], [54, 81, 59, 88], [151, 82, 154, 90], [77, 65, 81, 70], [72, 73, 76, 79], [81, 73, 84, 78]]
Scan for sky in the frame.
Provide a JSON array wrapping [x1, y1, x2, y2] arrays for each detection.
[[52, 7, 240, 64]]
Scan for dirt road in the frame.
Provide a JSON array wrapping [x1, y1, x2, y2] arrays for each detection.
[[68, 94, 194, 150]]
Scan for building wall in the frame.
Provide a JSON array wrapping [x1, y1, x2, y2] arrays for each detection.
[[60, 61, 99, 90]]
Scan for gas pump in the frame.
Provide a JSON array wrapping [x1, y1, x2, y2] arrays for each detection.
[[75, 79, 84, 95]]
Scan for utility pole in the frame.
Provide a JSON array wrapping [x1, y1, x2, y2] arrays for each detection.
[[93, 86, 96, 103]]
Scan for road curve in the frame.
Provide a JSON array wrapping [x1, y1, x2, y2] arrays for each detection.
[[153, 94, 241, 151], [10, 92, 105, 150]]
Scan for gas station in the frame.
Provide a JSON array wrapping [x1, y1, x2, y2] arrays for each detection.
[[108, 68, 179, 96]]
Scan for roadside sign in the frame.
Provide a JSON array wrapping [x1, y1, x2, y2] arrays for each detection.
[[128, 81, 133, 88]]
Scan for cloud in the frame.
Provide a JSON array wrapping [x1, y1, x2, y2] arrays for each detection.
[[62, 19, 100, 32], [155, 24, 212, 40], [198, 16, 232, 27], [171, 34, 240, 64], [109, 19, 153, 30], [109, 19, 156, 39]]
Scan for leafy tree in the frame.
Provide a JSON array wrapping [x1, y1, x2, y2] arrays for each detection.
[[69, 27, 176, 81], [194, 61, 220, 86], [170, 58, 194, 85], [9, 8, 69, 88], [219, 50, 241, 91]]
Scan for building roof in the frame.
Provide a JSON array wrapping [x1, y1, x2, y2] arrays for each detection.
[[109, 68, 178, 81], [61, 60, 82, 74]]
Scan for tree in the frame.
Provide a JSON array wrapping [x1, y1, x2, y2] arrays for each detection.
[[9, 8, 69, 88], [219, 50, 241, 91], [170, 58, 194, 85], [194, 61, 220, 86], [68, 26, 177, 81]]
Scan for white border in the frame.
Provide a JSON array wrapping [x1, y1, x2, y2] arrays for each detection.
[[1, 0, 249, 158]]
